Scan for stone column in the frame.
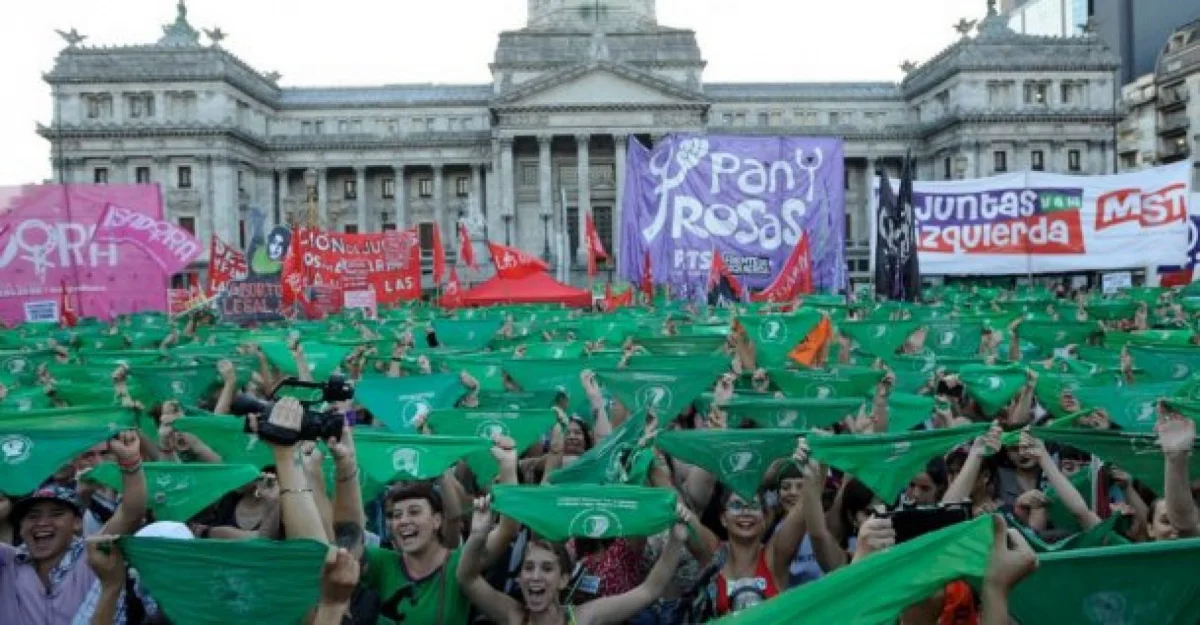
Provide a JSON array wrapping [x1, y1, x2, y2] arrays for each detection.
[[575, 134, 591, 265], [613, 133, 628, 269], [471, 163, 483, 216], [537, 134, 555, 263], [393, 164, 407, 229], [111, 157, 128, 184], [212, 157, 239, 247], [316, 167, 329, 228], [863, 157, 878, 246], [276, 168, 289, 226], [1050, 141, 1063, 174], [432, 164, 446, 238], [487, 140, 501, 242], [154, 157, 171, 192], [355, 166, 368, 232], [499, 138, 516, 228]]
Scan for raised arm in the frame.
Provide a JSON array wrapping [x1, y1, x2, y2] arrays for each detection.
[[455, 496, 521, 625], [981, 516, 1038, 625], [1024, 430, 1100, 530], [269, 398, 330, 543], [1157, 406, 1200, 537], [579, 506, 689, 625], [767, 439, 812, 584], [212, 359, 238, 415], [327, 424, 366, 531], [99, 430, 147, 536], [943, 423, 1000, 505]]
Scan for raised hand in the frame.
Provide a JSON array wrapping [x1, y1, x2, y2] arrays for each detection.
[[984, 516, 1038, 591], [470, 495, 496, 535], [1156, 402, 1196, 454], [217, 359, 236, 384], [108, 430, 141, 465]]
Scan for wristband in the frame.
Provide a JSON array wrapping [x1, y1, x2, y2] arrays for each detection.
[[280, 488, 314, 496], [117, 457, 141, 470], [336, 469, 360, 484], [119, 462, 142, 474]]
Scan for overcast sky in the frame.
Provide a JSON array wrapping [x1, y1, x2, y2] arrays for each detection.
[[0, 0, 981, 185]]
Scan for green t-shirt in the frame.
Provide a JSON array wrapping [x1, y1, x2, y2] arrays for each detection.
[[364, 546, 471, 625]]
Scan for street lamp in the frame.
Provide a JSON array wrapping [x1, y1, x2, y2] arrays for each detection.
[[502, 214, 514, 246], [540, 210, 552, 262], [304, 167, 319, 228]]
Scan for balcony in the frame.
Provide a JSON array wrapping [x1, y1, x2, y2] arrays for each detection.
[[1159, 142, 1191, 163], [1158, 88, 1189, 111], [1159, 115, 1191, 135]]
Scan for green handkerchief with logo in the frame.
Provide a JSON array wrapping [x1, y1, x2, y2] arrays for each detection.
[[119, 536, 328, 625], [550, 411, 648, 485], [923, 321, 983, 358], [736, 310, 824, 367], [655, 429, 800, 501], [634, 335, 727, 358], [959, 364, 1027, 416], [491, 484, 678, 541], [837, 320, 920, 358], [133, 364, 220, 406], [886, 393, 936, 432], [596, 370, 716, 420], [769, 367, 883, 399], [259, 341, 353, 381], [1018, 321, 1102, 354], [0, 407, 136, 495], [431, 319, 503, 350], [86, 462, 259, 522], [1036, 428, 1200, 495], [172, 414, 273, 468], [355, 374, 465, 432], [426, 409, 556, 483], [353, 430, 491, 485], [807, 424, 988, 502], [699, 396, 863, 430], [1126, 345, 1200, 383], [1074, 382, 1178, 433]]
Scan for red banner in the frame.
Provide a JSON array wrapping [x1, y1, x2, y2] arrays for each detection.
[[487, 241, 549, 279], [457, 223, 477, 270], [441, 268, 463, 308], [207, 236, 248, 296], [751, 236, 813, 303], [586, 212, 607, 277], [283, 228, 421, 309]]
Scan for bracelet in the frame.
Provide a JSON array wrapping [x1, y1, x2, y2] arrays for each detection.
[[280, 488, 314, 496], [336, 469, 360, 484], [119, 462, 142, 474], [116, 457, 141, 470]]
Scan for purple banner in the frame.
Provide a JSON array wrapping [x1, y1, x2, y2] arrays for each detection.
[[620, 135, 845, 292]]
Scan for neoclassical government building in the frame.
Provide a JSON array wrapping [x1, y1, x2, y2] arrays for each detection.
[[40, 0, 1121, 284]]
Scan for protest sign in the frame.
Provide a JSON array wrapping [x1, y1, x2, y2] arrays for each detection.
[[218, 277, 284, 324], [92, 203, 202, 274]]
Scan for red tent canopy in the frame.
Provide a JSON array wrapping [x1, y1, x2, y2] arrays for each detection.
[[454, 272, 592, 308]]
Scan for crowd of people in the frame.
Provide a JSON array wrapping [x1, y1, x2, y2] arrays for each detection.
[[1, 281, 1198, 624]]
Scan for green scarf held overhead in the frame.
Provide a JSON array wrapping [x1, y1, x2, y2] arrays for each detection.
[[1086, 300, 1140, 321], [769, 367, 883, 400], [880, 354, 939, 394], [430, 356, 507, 392], [85, 462, 258, 522], [82, 350, 168, 367], [958, 364, 1028, 416], [736, 311, 824, 367], [1073, 382, 1178, 433], [0, 349, 59, 386], [885, 392, 935, 432], [634, 335, 727, 358], [1018, 320, 1102, 354], [425, 409, 557, 483], [1008, 538, 1200, 625], [172, 414, 275, 468], [923, 320, 983, 358], [475, 390, 561, 411], [1036, 428, 1200, 495], [1111, 329, 1197, 348], [119, 536, 328, 625], [807, 424, 988, 502], [259, 341, 353, 381], [0, 386, 53, 412], [355, 374, 465, 432], [519, 342, 587, 361], [431, 319, 504, 350], [550, 411, 648, 485], [1045, 468, 1093, 532], [837, 320, 920, 358], [596, 369, 716, 419], [491, 484, 678, 541], [133, 364, 220, 406], [1010, 511, 1130, 553], [712, 515, 996, 625], [700, 396, 863, 430], [0, 408, 135, 495], [655, 429, 799, 500], [1127, 345, 1200, 383], [503, 359, 592, 420], [575, 318, 640, 344], [354, 430, 492, 485], [623, 354, 730, 377]]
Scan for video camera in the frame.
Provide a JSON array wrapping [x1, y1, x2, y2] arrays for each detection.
[[230, 374, 355, 446]]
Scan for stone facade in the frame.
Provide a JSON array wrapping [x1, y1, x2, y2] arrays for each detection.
[[40, 0, 1120, 285]]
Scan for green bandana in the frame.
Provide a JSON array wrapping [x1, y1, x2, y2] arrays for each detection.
[[737, 311, 823, 367], [655, 429, 799, 500], [1037, 428, 1200, 495], [596, 370, 715, 419], [1011, 511, 1130, 553], [86, 462, 259, 522], [700, 396, 863, 430], [958, 364, 1027, 416], [172, 414, 273, 468], [837, 320, 920, 358], [768, 367, 883, 400], [119, 536, 327, 625], [0, 386, 53, 412], [1126, 345, 1200, 382], [0, 408, 136, 494], [425, 409, 556, 483], [475, 390, 561, 411], [491, 484, 678, 541], [1008, 539, 1200, 625], [1086, 300, 1140, 321], [550, 411, 649, 485], [259, 341, 353, 380], [712, 515, 995, 625], [355, 374, 465, 432], [634, 335, 727, 358], [885, 392, 935, 432], [923, 320, 983, 358], [1074, 382, 1178, 432], [133, 365, 219, 406], [431, 319, 503, 350], [502, 359, 592, 419], [353, 430, 491, 484], [0, 349, 60, 386], [518, 342, 587, 360], [807, 424, 988, 502], [1018, 321, 1102, 355]]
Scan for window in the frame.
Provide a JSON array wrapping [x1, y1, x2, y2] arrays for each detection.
[[382, 223, 397, 232], [314, 121, 324, 135], [1068, 149, 1082, 172], [771, 111, 782, 126], [239, 220, 247, 250], [128, 93, 155, 119], [135, 167, 151, 184], [520, 163, 539, 186], [1031, 150, 1045, 171], [593, 205, 614, 261], [178, 217, 196, 235], [418, 222, 435, 252], [448, 118, 459, 131], [177, 166, 192, 189], [94, 168, 108, 184], [944, 157, 952, 180], [734, 113, 746, 126], [1024, 81, 1048, 105], [425, 118, 436, 132], [302, 121, 313, 135], [344, 180, 357, 200], [722, 113, 734, 125], [350, 119, 361, 133], [86, 95, 106, 119], [758, 112, 771, 127], [418, 178, 433, 198], [462, 118, 474, 130], [237, 171, 245, 193], [344, 224, 359, 234], [338, 120, 349, 134], [993, 151, 1008, 173], [1060, 82, 1073, 104], [382, 178, 395, 199], [845, 213, 854, 242], [455, 176, 469, 197], [828, 112, 841, 125]]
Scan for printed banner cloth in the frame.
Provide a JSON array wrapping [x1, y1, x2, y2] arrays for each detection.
[[621, 135, 846, 292], [92, 203, 201, 274], [491, 484, 677, 541]]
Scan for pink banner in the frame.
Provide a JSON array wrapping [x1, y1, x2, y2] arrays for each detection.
[[93, 203, 201, 274], [0, 184, 169, 325]]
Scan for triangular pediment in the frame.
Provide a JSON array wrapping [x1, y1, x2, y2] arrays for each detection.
[[494, 62, 707, 108]]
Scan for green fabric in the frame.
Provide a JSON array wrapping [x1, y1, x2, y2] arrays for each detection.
[[1037, 428, 1200, 495], [119, 536, 327, 625], [634, 335, 727, 357], [958, 364, 1027, 416], [1019, 320, 1102, 353], [923, 320, 983, 357], [550, 411, 648, 485], [704, 396, 863, 430], [1032, 369, 1116, 419], [503, 359, 592, 419], [737, 311, 823, 367], [769, 368, 883, 400], [354, 430, 491, 484], [1126, 345, 1200, 382], [133, 364, 219, 406], [0, 413, 133, 495], [596, 369, 716, 419], [1118, 329, 1197, 348], [656, 429, 799, 500], [712, 515, 995, 625], [1086, 300, 1140, 321], [86, 462, 258, 522], [432, 358, 506, 392], [172, 415, 274, 468], [259, 341, 353, 380], [519, 342, 587, 360], [474, 390, 560, 411], [0, 386, 53, 412], [807, 424, 989, 502], [885, 392, 935, 432], [363, 546, 471, 625], [355, 374, 465, 432], [432, 319, 503, 350], [1013, 511, 1130, 553], [1045, 468, 1093, 532], [491, 484, 678, 540], [1074, 382, 1178, 432], [0, 349, 60, 386], [1008, 538, 1200, 625], [837, 320, 920, 358], [425, 409, 556, 483]]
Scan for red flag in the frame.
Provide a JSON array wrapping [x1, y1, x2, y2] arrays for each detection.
[[604, 283, 633, 311], [206, 236, 248, 296], [59, 280, 78, 328], [708, 251, 745, 301], [432, 224, 447, 284], [585, 212, 607, 278], [640, 251, 654, 304], [457, 222, 477, 270], [751, 236, 813, 303], [486, 241, 550, 279], [441, 268, 463, 308]]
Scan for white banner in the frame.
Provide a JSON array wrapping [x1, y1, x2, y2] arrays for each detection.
[[871, 162, 1192, 275]]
